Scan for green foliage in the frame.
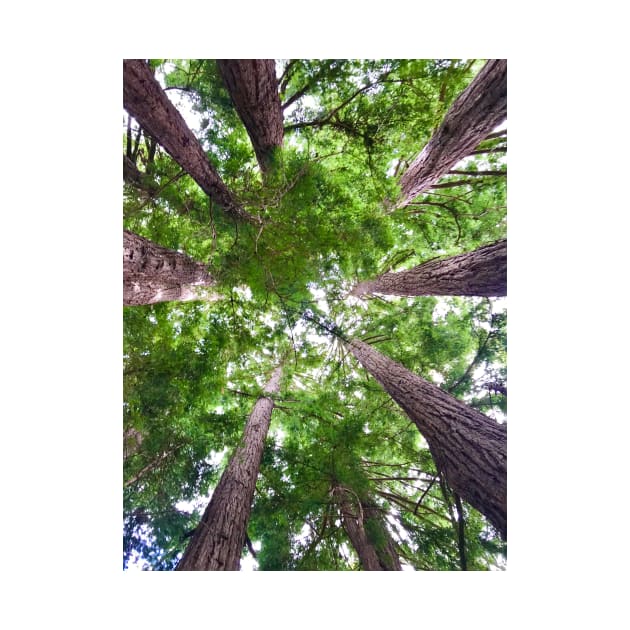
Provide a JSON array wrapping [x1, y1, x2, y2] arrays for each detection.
[[123, 59, 507, 570]]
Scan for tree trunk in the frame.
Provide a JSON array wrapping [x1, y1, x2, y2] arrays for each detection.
[[176, 366, 283, 570], [346, 339, 506, 539], [216, 60, 284, 174], [123, 229, 220, 306], [123, 59, 256, 223], [398, 59, 507, 207], [333, 487, 402, 570], [350, 239, 506, 298]]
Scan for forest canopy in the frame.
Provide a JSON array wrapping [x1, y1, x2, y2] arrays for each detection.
[[123, 58, 507, 571]]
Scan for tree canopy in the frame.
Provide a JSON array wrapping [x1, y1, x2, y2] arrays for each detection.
[[123, 58, 507, 571]]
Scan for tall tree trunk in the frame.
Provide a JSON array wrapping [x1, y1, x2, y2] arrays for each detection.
[[123, 59, 256, 223], [216, 60, 284, 174], [350, 239, 507, 298], [177, 366, 283, 571], [123, 230, 220, 306], [346, 339, 506, 539], [398, 59, 507, 207], [333, 487, 402, 571]]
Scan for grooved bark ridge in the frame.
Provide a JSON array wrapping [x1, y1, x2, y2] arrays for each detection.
[[351, 239, 507, 298], [217, 59, 284, 173], [123, 59, 255, 223], [347, 339, 506, 539], [177, 366, 283, 571], [398, 59, 507, 206], [123, 230, 219, 306]]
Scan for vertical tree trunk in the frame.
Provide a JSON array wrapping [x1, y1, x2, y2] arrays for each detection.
[[123, 59, 256, 223], [216, 60, 284, 174], [346, 339, 506, 539], [123, 230, 220, 306], [398, 59, 507, 207], [176, 366, 283, 571], [333, 486, 402, 570], [350, 239, 507, 298]]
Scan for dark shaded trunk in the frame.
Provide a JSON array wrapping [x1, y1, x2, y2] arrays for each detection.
[[398, 59, 507, 206], [123, 155, 158, 195], [123, 230, 219, 306], [346, 339, 506, 539], [176, 366, 283, 571], [351, 239, 506, 298], [216, 60, 284, 173], [333, 486, 402, 571], [123, 59, 255, 223]]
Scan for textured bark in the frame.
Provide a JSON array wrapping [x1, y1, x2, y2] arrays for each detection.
[[347, 339, 506, 539], [334, 487, 401, 571], [177, 366, 283, 571], [123, 60, 255, 223], [216, 60, 284, 173], [123, 230, 219, 306], [351, 239, 507, 298], [398, 60, 507, 206]]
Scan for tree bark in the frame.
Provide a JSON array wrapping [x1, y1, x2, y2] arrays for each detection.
[[123, 230, 220, 306], [333, 487, 402, 571], [350, 239, 507, 298], [176, 366, 283, 570], [123, 59, 256, 223], [398, 59, 507, 207], [216, 60, 284, 174], [346, 339, 506, 539]]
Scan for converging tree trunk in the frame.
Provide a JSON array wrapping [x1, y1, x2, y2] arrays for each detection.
[[398, 59, 507, 207], [176, 366, 283, 571], [333, 486, 402, 571], [346, 339, 506, 539], [123, 59, 256, 223], [350, 239, 507, 298], [123, 230, 220, 306], [217, 60, 284, 174]]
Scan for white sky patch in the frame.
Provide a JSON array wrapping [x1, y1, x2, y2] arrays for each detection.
[[271, 427, 286, 445], [432, 297, 451, 321], [308, 286, 330, 315], [428, 370, 445, 385], [233, 285, 253, 301]]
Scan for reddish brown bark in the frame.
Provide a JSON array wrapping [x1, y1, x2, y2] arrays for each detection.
[[123, 59, 256, 223], [398, 60, 507, 206], [333, 487, 402, 571], [176, 366, 283, 571], [351, 239, 507, 298], [123, 230, 219, 306], [216, 60, 284, 173], [347, 339, 506, 539]]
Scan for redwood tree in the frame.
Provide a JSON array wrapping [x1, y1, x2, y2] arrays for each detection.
[[346, 338, 506, 539], [123, 59, 256, 223], [123, 229, 219, 306], [350, 239, 507, 298], [217, 59, 284, 174], [398, 59, 507, 207], [176, 366, 283, 571], [334, 486, 402, 570]]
